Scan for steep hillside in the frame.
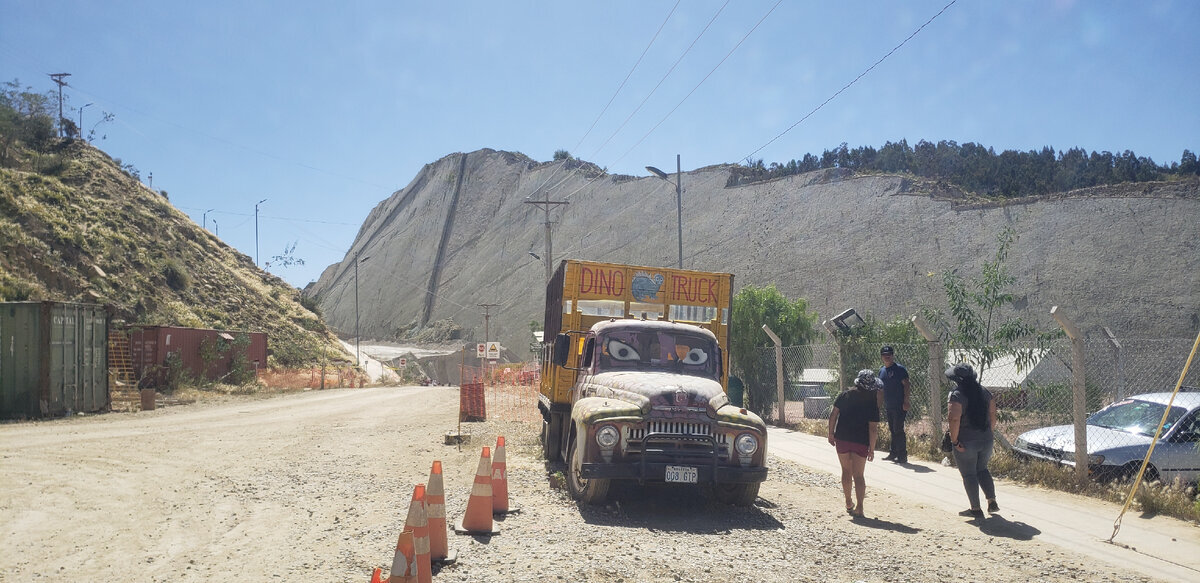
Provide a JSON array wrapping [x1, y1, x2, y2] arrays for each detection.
[[0, 140, 342, 366], [309, 148, 1200, 360]]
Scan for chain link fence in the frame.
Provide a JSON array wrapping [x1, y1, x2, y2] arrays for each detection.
[[752, 335, 1199, 479]]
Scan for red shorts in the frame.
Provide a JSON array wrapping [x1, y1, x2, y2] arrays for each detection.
[[835, 439, 870, 458]]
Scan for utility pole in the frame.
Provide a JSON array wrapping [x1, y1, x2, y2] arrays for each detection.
[[48, 73, 71, 137], [646, 155, 683, 269], [478, 303, 499, 386], [523, 190, 569, 283], [254, 199, 267, 265]]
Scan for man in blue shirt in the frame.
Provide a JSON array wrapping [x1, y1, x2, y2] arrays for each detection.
[[879, 346, 911, 463]]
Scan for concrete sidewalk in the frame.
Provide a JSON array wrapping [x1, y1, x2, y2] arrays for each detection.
[[768, 427, 1200, 583]]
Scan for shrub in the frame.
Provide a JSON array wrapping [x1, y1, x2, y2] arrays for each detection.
[[161, 259, 190, 291]]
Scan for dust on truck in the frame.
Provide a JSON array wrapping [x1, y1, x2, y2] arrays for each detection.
[[538, 260, 767, 506]]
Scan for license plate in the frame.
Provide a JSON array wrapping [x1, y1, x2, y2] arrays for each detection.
[[665, 465, 697, 483]]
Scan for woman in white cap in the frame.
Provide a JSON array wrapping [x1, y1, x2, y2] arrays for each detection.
[[827, 369, 881, 517]]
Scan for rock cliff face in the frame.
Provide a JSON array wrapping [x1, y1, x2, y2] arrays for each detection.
[[307, 148, 1200, 359]]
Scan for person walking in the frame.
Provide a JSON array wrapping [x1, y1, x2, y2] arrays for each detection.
[[827, 369, 881, 517], [946, 363, 999, 518], [879, 346, 911, 463]]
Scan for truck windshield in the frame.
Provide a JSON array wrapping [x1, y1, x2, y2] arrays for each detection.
[[596, 330, 718, 379]]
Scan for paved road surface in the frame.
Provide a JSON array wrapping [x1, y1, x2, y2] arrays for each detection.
[[768, 426, 1200, 583]]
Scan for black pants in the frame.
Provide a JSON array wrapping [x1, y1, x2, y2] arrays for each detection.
[[886, 408, 907, 460]]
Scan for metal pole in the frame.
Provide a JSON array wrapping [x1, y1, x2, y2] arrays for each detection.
[[354, 252, 361, 369], [254, 199, 266, 265], [544, 191, 553, 283], [675, 154, 683, 269], [911, 314, 943, 452], [1052, 306, 1089, 485], [762, 325, 785, 425]]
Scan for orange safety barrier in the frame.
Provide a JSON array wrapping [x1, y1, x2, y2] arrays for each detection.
[[368, 567, 383, 583], [459, 381, 486, 421], [454, 446, 499, 535]]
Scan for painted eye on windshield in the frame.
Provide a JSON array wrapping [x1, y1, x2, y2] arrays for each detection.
[[681, 348, 709, 365], [606, 339, 641, 361]]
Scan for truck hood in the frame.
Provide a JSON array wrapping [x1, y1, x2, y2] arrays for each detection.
[[580, 371, 728, 415]]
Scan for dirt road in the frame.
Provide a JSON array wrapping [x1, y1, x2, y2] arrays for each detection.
[[0, 387, 1188, 582]]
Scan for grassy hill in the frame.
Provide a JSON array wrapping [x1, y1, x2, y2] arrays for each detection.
[[0, 138, 343, 367]]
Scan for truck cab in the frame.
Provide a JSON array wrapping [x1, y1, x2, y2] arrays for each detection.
[[538, 261, 767, 506]]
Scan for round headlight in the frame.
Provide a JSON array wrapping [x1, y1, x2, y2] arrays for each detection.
[[735, 433, 759, 456], [596, 425, 620, 448]]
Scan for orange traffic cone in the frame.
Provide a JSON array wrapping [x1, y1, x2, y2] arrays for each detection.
[[453, 446, 499, 535], [492, 436, 512, 514], [426, 461, 457, 564], [369, 567, 383, 583], [386, 531, 415, 583], [402, 484, 432, 583]]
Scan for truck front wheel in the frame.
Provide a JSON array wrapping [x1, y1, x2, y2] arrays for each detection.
[[712, 482, 760, 506], [566, 435, 610, 504]]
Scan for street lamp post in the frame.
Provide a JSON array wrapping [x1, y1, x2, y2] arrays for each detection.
[[212, 219, 219, 237], [254, 199, 267, 265], [78, 102, 93, 138], [202, 208, 215, 231], [354, 253, 371, 369], [646, 154, 683, 269]]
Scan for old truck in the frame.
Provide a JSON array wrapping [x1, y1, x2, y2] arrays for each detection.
[[538, 260, 767, 505]]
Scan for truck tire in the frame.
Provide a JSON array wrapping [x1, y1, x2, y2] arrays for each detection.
[[566, 435, 609, 504], [712, 482, 759, 506]]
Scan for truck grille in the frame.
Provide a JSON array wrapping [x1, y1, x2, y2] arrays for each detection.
[[627, 421, 715, 440], [623, 423, 730, 460]]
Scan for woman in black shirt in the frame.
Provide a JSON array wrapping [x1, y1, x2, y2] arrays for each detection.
[[828, 369, 881, 517]]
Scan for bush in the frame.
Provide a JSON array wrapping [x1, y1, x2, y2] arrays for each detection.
[[161, 259, 190, 291]]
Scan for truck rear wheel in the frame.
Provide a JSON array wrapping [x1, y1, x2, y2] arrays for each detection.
[[566, 435, 609, 504], [712, 482, 759, 506]]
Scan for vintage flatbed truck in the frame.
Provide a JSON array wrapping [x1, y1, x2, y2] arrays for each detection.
[[538, 260, 767, 505]]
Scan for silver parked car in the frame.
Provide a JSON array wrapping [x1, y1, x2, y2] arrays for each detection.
[[1012, 392, 1200, 484]]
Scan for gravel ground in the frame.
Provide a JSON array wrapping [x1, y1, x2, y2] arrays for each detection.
[[0, 386, 1160, 583]]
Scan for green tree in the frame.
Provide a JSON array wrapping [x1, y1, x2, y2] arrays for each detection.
[[923, 227, 1057, 383], [553, 149, 571, 161], [730, 284, 819, 417]]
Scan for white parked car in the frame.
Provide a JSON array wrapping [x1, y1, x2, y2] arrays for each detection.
[[1012, 392, 1200, 484]]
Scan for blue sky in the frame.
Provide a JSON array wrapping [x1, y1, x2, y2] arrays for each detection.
[[3, 1, 1197, 288]]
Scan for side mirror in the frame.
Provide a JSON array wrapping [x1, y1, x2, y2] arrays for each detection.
[[581, 337, 595, 369], [553, 333, 571, 367]]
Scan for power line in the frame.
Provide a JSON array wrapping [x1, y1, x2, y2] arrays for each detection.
[[527, 2, 680, 203], [573, 0, 680, 155], [584, 0, 730, 163], [742, 0, 957, 163], [614, 0, 783, 167]]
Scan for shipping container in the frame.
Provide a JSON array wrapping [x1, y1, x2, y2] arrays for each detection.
[[126, 326, 267, 387], [0, 301, 109, 418]]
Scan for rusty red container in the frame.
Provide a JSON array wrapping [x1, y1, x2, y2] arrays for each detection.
[[126, 326, 267, 387]]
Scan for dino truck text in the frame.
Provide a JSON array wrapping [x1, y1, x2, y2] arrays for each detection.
[[538, 260, 767, 505]]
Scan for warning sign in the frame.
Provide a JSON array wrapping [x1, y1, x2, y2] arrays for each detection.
[[486, 341, 501, 360], [476, 343, 486, 358], [399, 358, 407, 367]]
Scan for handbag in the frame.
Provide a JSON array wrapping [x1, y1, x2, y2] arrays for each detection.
[[940, 431, 954, 453]]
